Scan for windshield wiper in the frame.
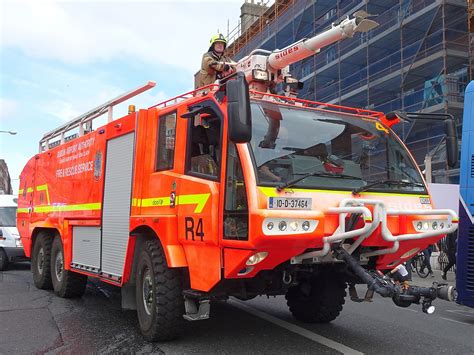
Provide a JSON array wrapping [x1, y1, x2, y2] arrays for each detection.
[[277, 172, 362, 192], [352, 179, 424, 195]]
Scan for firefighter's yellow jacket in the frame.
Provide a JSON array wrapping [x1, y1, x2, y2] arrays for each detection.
[[195, 51, 233, 89]]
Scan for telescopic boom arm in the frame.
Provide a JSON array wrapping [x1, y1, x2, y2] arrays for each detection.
[[235, 11, 378, 92], [268, 13, 378, 70]]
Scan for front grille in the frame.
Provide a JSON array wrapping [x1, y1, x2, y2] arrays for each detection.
[[471, 154, 474, 178], [467, 227, 474, 291]]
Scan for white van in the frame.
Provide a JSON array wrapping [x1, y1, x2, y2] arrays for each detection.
[[0, 194, 26, 270]]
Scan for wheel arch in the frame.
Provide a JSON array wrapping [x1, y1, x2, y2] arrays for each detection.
[[31, 227, 60, 249], [123, 224, 187, 286]]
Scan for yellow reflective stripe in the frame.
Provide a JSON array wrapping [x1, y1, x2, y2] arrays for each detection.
[[18, 189, 24, 194], [34, 203, 101, 213], [27, 187, 34, 193], [176, 193, 210, 213], [139, 193, 210, 213], [141, 197, 171, 208], [36, 184, 50, 204], [17, 208, 29, 213], [259, 187, 430, 198]]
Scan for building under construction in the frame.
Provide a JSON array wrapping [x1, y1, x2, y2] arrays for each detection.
[[228, 0, 470, 183]]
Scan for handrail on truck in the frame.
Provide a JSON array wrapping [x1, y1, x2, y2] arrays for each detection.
[[39, 81, 156, 152]]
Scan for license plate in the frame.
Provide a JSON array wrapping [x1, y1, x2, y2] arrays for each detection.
[[268, 197, 312, 210]]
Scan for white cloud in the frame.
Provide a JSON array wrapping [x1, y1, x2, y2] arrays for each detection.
[[25, 64, 142, 122], [43, 100, 82, 122], [128, 89, 168, 111], [0, 98, 18, 123], [1, 0, 243, 72], [10, 78, 41, 89], [5, 61, 172, 134], [38, 68, 168, 128]]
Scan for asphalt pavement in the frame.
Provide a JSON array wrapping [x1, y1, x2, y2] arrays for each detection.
[[1, 262, 472, 354]]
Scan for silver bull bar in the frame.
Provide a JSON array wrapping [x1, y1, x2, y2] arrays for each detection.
[[291, 198, 458, 264]]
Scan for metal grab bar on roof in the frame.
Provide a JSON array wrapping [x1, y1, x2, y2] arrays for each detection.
[[39, 81, 156, 152]]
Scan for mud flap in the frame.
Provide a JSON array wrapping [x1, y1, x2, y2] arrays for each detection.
[[121, 284, 136, 310]]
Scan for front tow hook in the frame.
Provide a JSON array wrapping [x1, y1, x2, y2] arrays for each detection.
[[333, 247, 457, 314]]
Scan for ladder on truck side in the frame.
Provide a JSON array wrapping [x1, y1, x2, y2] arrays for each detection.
[[38, 81, 156, 152]]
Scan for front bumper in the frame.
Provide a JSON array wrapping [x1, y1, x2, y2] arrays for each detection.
[[3, 247, 28, 261], [290, 198, 458, 266]]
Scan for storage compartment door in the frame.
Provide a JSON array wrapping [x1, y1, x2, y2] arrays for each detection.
[[72, 226, 101, 271], [101, 132, 134, 278]]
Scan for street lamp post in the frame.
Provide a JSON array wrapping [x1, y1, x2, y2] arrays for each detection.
[[0, 130, 17, 135]]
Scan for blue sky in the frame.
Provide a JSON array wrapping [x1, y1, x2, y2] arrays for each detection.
[[0, 0, 247, 193]]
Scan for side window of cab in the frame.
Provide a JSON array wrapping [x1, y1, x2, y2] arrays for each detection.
[[186, 103, 222, 180], [156, 111, 177, 171]]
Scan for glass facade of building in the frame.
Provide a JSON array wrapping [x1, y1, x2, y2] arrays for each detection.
[[228, 0, 469, 183]]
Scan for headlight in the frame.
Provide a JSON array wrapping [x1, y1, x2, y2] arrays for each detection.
[[263, 218, 318, 235], [302, 221, 310, 231], [246, 252, 268, 266], [289, 221, 298, 231], [413, 219, 450, 232]]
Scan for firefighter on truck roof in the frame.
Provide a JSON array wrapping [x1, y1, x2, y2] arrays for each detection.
[[195, 33, 235, 89]]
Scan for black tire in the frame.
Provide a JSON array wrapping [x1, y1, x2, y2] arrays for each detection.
[[32, 233, 53, 289], [51, 237, 87, 298], [415, 255, 429, 278], [136, 239, 184, 341], [286, 272, 346, 323], [0, 248, 8, 271]]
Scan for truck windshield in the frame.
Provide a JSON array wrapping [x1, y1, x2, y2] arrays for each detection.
[[0, 207, 17, 227], [249, 101, 426, 193]]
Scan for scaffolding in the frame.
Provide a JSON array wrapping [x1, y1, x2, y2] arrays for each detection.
[[469, 0, 474, 79], [228, 0, 469, 184], [227, 0, 294, 58]]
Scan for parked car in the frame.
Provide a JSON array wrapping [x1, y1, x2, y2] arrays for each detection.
[[0, 194, 27, 270]]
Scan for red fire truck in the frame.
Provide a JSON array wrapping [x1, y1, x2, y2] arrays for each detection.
[[18, 12, 458, 341]]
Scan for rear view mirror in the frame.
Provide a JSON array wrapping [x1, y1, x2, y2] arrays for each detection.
[[227, 72, 251, 143], [445, 118, 458, 168], [395, 111, 459, 168]]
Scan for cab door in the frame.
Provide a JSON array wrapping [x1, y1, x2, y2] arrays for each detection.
[[176, 100, 225, 291]]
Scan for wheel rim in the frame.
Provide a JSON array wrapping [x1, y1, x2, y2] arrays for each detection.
[[37, 247, 44, 274], [142, 267, 154, 316], [55, 250, 64, 282]]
